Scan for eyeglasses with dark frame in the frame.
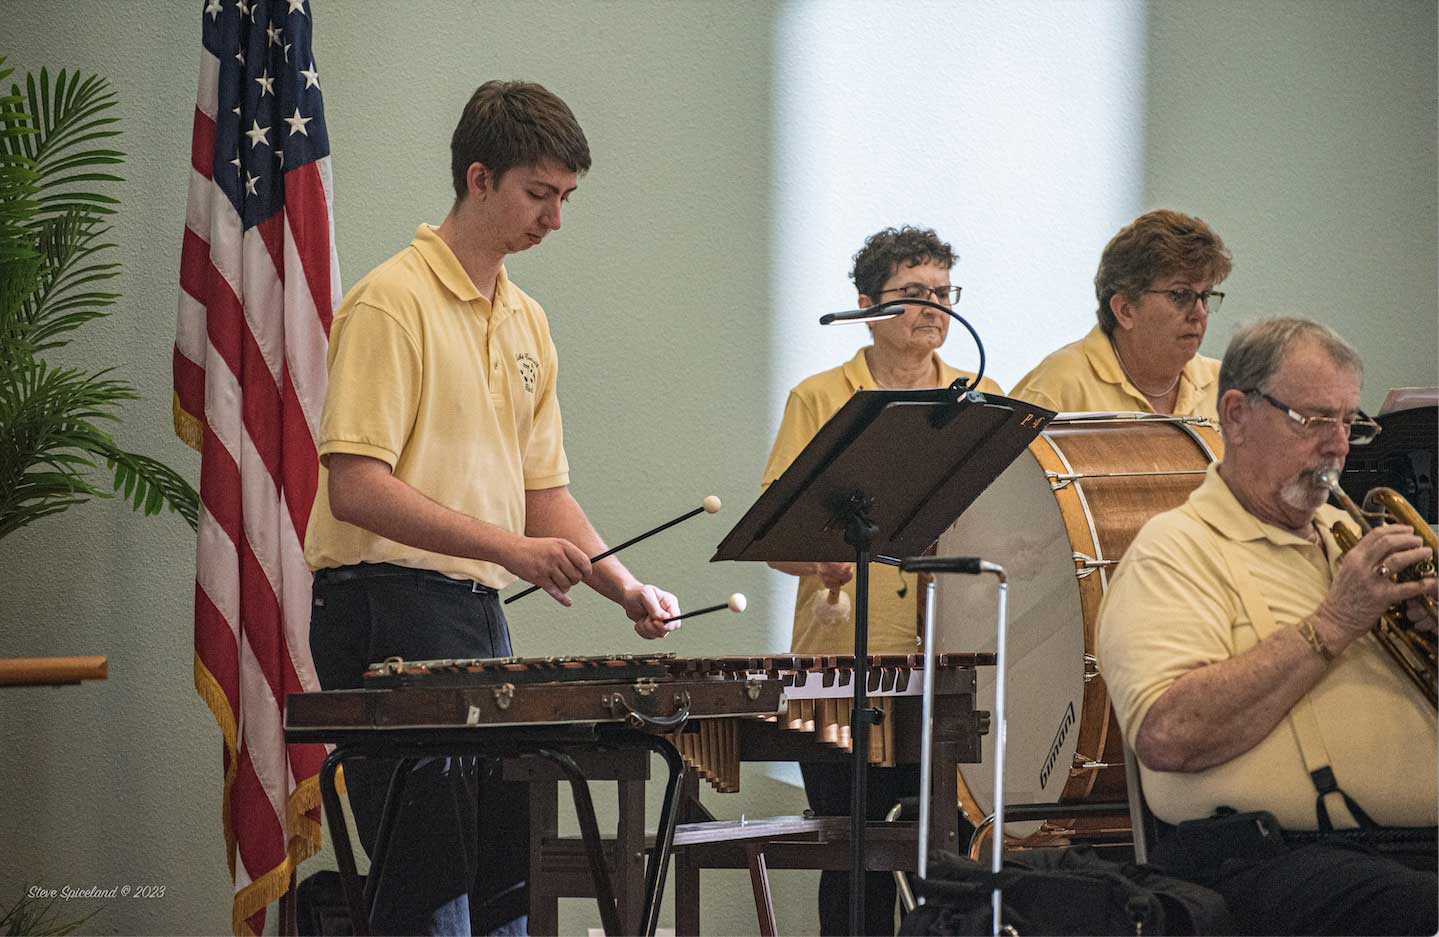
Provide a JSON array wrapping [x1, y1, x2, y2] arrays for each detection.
[[1244, 390, 1382, 444], [1142, 288, 1225, 315], [878, 284, 963, 306]]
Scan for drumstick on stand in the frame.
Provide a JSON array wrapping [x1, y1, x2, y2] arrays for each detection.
[[505, 495, 722, 604], [660, 593, 746, 625]]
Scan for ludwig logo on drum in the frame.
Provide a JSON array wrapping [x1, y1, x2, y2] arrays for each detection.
[[1040, 701, 1076, 789]]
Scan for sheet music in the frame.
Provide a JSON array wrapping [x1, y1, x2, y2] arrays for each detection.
[[1379, 387, 1439, 415]]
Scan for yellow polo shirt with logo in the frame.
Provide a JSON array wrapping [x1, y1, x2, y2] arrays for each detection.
[[1010, 325, 1220, 422], [1097, 462, 1437, 830], [761, 348, 1005, 655], [304, 224, 568, 588]]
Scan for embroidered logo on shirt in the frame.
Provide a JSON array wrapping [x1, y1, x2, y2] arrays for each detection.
[[515, 352, 538, 394]]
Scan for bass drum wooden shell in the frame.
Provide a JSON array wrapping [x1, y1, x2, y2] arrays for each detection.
[[934, 414, 1222, 837]]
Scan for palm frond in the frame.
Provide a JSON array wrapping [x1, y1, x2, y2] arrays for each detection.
[[0, 57, 41, 340], [0, 62, 194, 542], [13, 211, 121, 352], [19, 68, 122, 226], [3, 63, 124, 352], [102, 446, 201, 529], [0, 891, 103, 936], [0, 357, 137, 538]]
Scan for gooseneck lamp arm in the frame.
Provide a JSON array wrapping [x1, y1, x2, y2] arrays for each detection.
[[818, 298, 988, 396]]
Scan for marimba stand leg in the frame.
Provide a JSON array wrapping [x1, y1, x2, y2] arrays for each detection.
[[528, 775, 560, 936], [522, 749, 651, 935], [743, 843, 777, 937], [317, 732, 688, 937], [616, 772, 647, 933], [638, 734, 687, 937], [318, 747, 371, 937], [536, 750, 624, 936], [364, 758, 415, 916], [674, 771, 704, 937]]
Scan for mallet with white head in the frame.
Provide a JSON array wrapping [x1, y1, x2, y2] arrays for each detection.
[[506, 495, 723, 604]]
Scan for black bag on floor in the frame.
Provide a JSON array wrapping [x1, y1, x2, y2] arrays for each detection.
[[296, 870, 362, 936], [899, 846, 1231, 936]]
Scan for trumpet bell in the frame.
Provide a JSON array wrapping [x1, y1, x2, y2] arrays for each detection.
[[1323, 479, 1438, 710]]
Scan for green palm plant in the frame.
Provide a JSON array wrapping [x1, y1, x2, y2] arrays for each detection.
[[0, 890, 100, 936], [0, 58, 198, 539]]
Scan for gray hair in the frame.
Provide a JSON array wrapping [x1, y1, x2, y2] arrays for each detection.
[[1218, 316, 1363, 399]]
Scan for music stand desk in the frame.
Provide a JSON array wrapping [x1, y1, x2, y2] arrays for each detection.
[[714, 389, 1049, 931]]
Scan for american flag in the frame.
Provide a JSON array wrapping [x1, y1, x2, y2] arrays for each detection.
[[173, 1, 339, 933]]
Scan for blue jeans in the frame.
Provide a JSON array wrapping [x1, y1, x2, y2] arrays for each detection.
[[310, 563, 530, 936]]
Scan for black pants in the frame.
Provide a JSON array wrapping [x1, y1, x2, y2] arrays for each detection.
[[800, 761, 921, 936], [309, 563, 530, 936], [1151, 813, 1438, 936]]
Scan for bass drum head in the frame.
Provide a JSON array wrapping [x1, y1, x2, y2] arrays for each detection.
[[935, 439, 1085, 837]]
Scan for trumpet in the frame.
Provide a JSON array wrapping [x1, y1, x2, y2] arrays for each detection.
[[1316, 469, 1437, 709]]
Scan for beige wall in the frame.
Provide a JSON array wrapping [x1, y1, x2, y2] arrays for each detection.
[[0, 2, 1433, 935], [1147, 0, 1438, 401]]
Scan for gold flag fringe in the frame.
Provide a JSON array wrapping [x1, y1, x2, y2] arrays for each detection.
[[195, 656, 240, 877], [196, 655, 324, 935], [173, 393, 204, 453], [231, 780, 324, 936]]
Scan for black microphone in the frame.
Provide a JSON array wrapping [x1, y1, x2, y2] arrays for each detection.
[[818, 301, 907, 325], [818, 298, 988, 393], [899, 556, 999, 575]]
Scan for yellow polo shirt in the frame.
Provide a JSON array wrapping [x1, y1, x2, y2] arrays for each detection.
[[304, 224, 569, 587], [1097, 462, 1437, 829], [761, 348, 1005, 655], [1010, 325, 1220, 422]]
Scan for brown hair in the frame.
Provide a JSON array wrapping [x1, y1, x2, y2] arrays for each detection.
[[1094, 210, 1232, 334], [450, 80, 591, 199], [850, 226, 957, 302]]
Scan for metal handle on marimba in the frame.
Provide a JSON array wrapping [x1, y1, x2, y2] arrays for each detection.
[[607, 690, 692, 732]]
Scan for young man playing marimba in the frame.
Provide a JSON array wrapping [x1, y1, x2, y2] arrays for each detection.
[[304, 80, 680, 936]]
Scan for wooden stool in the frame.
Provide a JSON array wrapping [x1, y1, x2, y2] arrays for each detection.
[[513, 749, 652, 936]]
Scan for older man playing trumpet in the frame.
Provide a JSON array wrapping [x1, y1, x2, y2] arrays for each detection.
[[1097, 317, 1437, 935]]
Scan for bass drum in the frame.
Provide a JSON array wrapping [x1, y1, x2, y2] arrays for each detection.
[[934, 414, 1223, 838]]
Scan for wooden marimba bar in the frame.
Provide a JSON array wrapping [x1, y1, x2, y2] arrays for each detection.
[[653, 653, 994, 792]]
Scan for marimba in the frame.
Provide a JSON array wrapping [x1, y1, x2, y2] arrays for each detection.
[[284, 652, 992, 936]]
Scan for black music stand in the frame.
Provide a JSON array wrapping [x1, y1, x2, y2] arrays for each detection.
[[1340, 403, 1437, 523], [713, 387, 1053, 934]]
